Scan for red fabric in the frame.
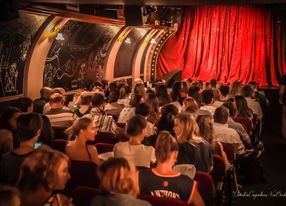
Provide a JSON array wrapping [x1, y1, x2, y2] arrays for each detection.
[[157, 6, 286, 87]]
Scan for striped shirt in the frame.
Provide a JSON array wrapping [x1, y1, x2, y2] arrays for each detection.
[[44, 108, 74, 128], [85, 108, 117, 134]]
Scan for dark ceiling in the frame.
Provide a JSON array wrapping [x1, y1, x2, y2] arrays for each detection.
[[21, 0, 286, 5]]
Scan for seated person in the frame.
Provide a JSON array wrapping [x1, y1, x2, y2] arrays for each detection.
[[90, 157, 151, 206], [0, 113, 43, 185], [213, 85, 231, 108], [85, 93, 118, 134], [33, 87, 52, 114], [17, 146, 71, 206], [113, 115, 156, 168], [44, 93, 74, 128], [73, 92, 92, 118], [174, 113, 213, 173], [0, 107, 21, 156], [135, 103, 156, 137], [0, 185, 21, 206], [65, 117, 101, 165], [139, 131, 205, 206], [200, 89, 217, 116]]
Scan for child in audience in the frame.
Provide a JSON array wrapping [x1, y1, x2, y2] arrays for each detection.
[[139, 131, 205, 206]]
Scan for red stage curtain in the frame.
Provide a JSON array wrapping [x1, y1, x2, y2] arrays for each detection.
[[157, 6, 286, 87]]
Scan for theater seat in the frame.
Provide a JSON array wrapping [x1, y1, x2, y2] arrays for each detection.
[[50, 139, 67, 153], [211, 154, 226, 185], [73, 186, 100, 206], [194, 171, 215, 206], [67, 160, 100, 191], [138, 194, 189, 206], [93, 132, 118, 144], [52, 126, 69, 140], [95, 143, 114, 154]]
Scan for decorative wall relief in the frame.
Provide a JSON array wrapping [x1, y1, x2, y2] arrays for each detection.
[[0, 11, 47, 97], [44, 20, 122, 91]]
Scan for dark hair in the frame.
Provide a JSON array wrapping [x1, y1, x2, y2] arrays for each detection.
[[16, 113, 43, 142], [222, 101, 237, 117], [157, 113, 175, 135], [49, 93, 64, 104], [129, 94, 142, 107], [202, 89, 214, 105], [108, 89, 120, 103], [248, 81, 258, 89], [134, 83, 146, 99], [16, 97, 33, 112], [219, 85, 230, 97], [92, 93, 105, 107], [160, 104, 178, 116], [210, 79, 217, 88], [80, 95, 92, 105], [155, 131, 178, 163], [0, 107, 21, 131], [126, 115, 146, 137], [170, 81, 182, 102], [188, 86, 200, 97], [135, 103, 150, 117], [241, 85, 254, 98], [38, 115, 54, 145], [214, 106, 229, 124], [235, 95, 252, 118]]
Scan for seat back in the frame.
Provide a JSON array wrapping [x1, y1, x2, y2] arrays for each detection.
[[138, 194, 189, 206], [67, 160, 100, 191], [233, 117, 253, 135], [194, 171, 215, 206], [50, 139, 67, 153], [95, 143, 114, 154], [93, 132, 118, 144], [73, 186, 100, 206], [211, 154, 226, 185], [52, 126, 69, 140], [220, 142, 236, 162]]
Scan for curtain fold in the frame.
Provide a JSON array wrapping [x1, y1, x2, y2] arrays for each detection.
[[157, 6, 286, 87]]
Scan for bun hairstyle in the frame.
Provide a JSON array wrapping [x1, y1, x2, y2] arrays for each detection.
[[155, 131, 178, 163], [65, 117, 93, 138], [98, 158, 138, 196], [17, 145, 69, 193]]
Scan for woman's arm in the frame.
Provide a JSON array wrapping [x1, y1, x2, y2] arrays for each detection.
[[188, 188, 205, 206], [87, 145, 103, 165]]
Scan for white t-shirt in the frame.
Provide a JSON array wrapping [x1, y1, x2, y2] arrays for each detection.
[[117, 106, 135, 124], [113, 142, 156, 168]]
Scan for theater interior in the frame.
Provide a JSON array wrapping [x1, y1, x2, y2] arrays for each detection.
[[0, 0, 286, 205]]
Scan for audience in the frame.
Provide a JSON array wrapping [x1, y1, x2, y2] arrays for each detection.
[[114, 115, 156, 168], [65, 117, 101, 165], [118, 94, 143, 124], [90, 157, 151, 206], [0, 113, 43, 185], [135, 103, 156, 137], [145, 93, 160, 126], [33, 87, 52, 114], [139, 131, 205, 206], [15, 97, 33, 113], [73, 92, 92, 118], [200, 89, 216, 116], [0, 185, 21, 206]]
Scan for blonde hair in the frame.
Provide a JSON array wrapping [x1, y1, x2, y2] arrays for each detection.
[[98, 158, 138, 196], [182, 97, 199, 113], [155, 131, 178, 163], [175, 113, 200, 143], [65, 117, 93, 138], [17, 145, 70, 192]]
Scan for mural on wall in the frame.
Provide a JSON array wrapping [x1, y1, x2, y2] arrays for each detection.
[[44, 21, 122, 91], [0, 11, 47, 98]]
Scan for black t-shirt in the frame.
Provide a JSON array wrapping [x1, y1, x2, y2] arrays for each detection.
[[282, 75, 286, 105], [139, 169, 196, 202], [177, 140, 213, 173]]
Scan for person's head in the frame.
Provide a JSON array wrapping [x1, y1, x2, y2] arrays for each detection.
[[230, 81, 242, 97], [0, 107, 21, 131], [98, 158, 138, 196], [214, 106, 229, 124], [160, 104, 178, 116], [145, 93, 159, 113], [174, 113, 199, 143], [188, 86, 200, 97], [38, 115, 54, 145], [17, 145, 70, 193], [67, 117, 96, 142], [49, 93, 64, 109], [16, 97, 33, 113], [0, 185, 21, 206], [235, 95, 252, 118], [91, 93, 105, 109], [170, 81, 182, 102], [241, 85, 254, 98], [134, 83, 146, 99], [210, 79, 217, 88], [202, 89, 214, 105], [80, 92, 92, 106], [101, 80, 109, 91], [248, 81, 258, 91], [135, 103, 150, 117], [182, 97, 199, 113], [108, 89, 120, 103], [126, 115, 147, 138], [40, 87, 52, 101], [16, 113, 43, 144], [222, 100, 237, 118], [155, 131, 178, 164], [219, 85, 230, 97], [196, 115, 214, 144], [129, 94, 144, 107], [155, 83, 168, 96]]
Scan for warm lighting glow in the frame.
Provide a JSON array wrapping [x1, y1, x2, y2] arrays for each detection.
[[56, 33, 64, 41], [125, 37, 131, 44], [150, 39, 156, 44]]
